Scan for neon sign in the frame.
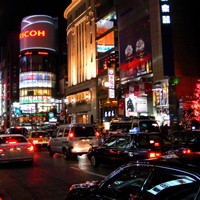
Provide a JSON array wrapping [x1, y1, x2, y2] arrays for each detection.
[[19, 30, 46, 39]]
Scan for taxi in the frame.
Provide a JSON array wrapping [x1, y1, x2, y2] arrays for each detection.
[[28, 130, 49, 150]]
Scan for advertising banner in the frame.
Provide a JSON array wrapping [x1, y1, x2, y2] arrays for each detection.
[[125, 96, 147, 117], [119, 15, 152, 82]]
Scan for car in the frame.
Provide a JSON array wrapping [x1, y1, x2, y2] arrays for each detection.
[[0, 134, 34, 164], [5, 127, 29, 137], [168, 130, 200, 152], [87, 131, 191, 167], [66, 156, 200, 200], [109, 116, 160, 136], [48, 123, 101, 160], [28, 130, 49, 150]]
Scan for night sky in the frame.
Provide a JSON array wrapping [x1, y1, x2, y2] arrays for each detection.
[[0, 0, 71, 48]]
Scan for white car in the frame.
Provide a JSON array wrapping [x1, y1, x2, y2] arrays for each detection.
[[48, 123, 101, 160], [0, 134, 34, 164]]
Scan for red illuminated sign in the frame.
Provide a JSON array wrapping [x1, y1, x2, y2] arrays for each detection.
[[19, 30, 46, 40]]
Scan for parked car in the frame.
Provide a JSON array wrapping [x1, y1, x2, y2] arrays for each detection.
[[87, 131, 191, 167], [168, 130, 200, 152], [48, 123, 101, 160], [28, 130, 49, 150], [5, 127, 29, 137], [0, 134, 34, 164], [66, 156, 200, 200], [109, 116, 160, 136]]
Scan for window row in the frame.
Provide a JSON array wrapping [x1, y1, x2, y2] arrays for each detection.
[[20, 88, 52, 96]]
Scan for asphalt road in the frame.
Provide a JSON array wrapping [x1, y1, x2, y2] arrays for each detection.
[[0, 149, 114, 200]]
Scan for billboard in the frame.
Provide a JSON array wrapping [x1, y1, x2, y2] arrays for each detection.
[[125, 96, 147, 117], [119, 15, 152, 82], [20, 15, 56, 52]]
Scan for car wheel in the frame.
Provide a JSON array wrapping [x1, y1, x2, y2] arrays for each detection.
[[90, 155, 100, 167], [63, 148, 70, 160], [49, 147, 54, 156]]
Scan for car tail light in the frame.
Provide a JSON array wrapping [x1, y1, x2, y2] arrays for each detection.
[[95, 131, 100, 137], [26, 145, 34, 152], [183, 149, 191, 154], [0, 148, 5, 153], [149, 152, 161, 158], [69, 132, 74, 140], [154, 142, 160, 147], [39, 136, 43, 138]]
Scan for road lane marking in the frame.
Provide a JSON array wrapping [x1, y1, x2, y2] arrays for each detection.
[[70, 167, 107, 178]]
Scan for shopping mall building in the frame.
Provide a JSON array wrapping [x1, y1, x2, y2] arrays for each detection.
[[64, 0, 199, 129]]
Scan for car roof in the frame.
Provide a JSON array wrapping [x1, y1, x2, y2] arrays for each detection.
[[0, 134, 26, 137], [129, 156, 200, 175]]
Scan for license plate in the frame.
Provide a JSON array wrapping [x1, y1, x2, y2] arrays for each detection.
[[81, 139, 90, 144], [10, 147, 21, 153]]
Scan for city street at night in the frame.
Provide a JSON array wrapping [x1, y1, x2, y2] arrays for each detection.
[[0, 149, 113, 200]]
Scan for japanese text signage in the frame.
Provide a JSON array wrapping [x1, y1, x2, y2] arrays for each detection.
[[160, 0, 171, 24], [108, 68, 115, 98]]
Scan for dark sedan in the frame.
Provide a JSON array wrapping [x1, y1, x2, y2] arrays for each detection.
[[87, 132, 191, 167], [168, 130, 200, 152], [66, 156, 200, 200]]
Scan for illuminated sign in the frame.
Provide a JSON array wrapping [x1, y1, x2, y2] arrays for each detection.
[[20, 104, 36, 113], [104, 110, 115, 118], [19, 30, 45, 39], [160, 0, 171, 24], [20, 15, 56, 52], [108, 68, 115, 99], [97, 45, 114, 53]]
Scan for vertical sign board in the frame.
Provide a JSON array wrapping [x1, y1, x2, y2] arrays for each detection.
[[108, 68, 115, 98], [159, 0, 175, 77]]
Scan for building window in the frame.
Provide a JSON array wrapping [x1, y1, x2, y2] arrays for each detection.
[[90, 32, 92, 44]]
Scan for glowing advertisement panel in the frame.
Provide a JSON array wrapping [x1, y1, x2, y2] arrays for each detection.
[[119, 16, 152, 82], [19, 72, 56, 89], [20, 96, 51, 104], [20, 15, 56, 52], [125, 95, 147, 117], [20, 104, 36, 113]]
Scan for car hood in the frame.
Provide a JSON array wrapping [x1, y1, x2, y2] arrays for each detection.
[[70, 180, 102, 190]]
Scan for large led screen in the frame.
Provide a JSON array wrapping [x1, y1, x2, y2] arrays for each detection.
[[19, 71, 56, 89], [20, 15, 56, 52], [119, 16, 152, 82]]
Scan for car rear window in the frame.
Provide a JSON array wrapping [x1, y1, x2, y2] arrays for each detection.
[[137, 134, 170, 147], [10, 128, 28, 134], [32, 132, 49, 138], [139, 121, 160, 132], [0, 136, 27, 144], [110, 123, 132, 132], [73, 126, 95, 137]]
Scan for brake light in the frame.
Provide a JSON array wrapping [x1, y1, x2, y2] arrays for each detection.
[[149, 152, 161, 158], [95, 131, 100, 137], [183, 149, 191, 154], [0, 148, 5, 153], [26, 145, 34, 152], [8, 140, 17, 144], [39, 136, 43, 138], [69, 132, 74, 140], [154, 142, 160, 147]]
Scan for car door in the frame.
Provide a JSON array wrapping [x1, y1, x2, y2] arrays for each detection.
[[96, 136, 118, 164], [140, 167, 200, 200], [50, 127, 64, 153]]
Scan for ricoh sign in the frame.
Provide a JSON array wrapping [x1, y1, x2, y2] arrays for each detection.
[[20, 15, 56, 52]]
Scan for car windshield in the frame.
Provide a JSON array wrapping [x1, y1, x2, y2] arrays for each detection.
[[32, 132, 49, 138], [137, 134, 170, 147], [110, 123, 132, 132], [0, 136, 27, 144], [73, 127, 95, 137], [139, 121, 160, 132], [103, 136, 131, 148]]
